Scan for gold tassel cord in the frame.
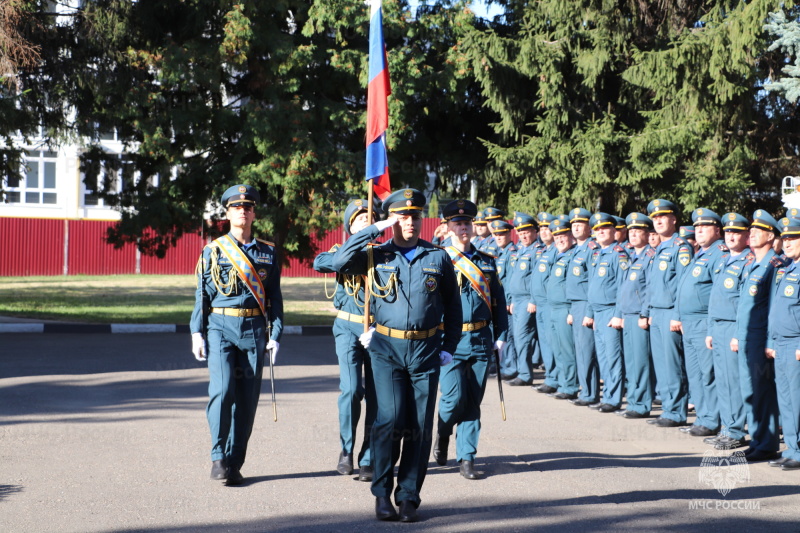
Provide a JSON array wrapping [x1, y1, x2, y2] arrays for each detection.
[[323, 274, 338, 300], [367, 246, 396, 299], [209, 246, 238, 296]]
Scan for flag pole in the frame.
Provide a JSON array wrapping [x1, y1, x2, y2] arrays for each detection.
[[364, 185, 374, 333]]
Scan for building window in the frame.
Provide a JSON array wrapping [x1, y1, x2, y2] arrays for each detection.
[[4, 150, 58, 205], [82, 154, 135, 207]]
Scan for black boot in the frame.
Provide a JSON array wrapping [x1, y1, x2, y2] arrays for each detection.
[[398, 500, 419, 523], [210, 459, 228, 480], [337, 451, 353, 475], [460, 460, 481, 480], [375, 496, 399, 521]]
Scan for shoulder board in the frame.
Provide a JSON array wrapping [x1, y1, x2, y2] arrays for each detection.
[[256, 238, 275, 247], [674, 237, 686, 245], [717, 243, 729, 252], [328, 243, 341, 253], [770, 256, 784, 267], [587, 241, 600, 249], [745, 252, 755, 266], [613, 244, 625, 253], [645, 248, 656, 258]]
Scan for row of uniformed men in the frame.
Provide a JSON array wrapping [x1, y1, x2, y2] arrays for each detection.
[[463, 199, 800, 471]]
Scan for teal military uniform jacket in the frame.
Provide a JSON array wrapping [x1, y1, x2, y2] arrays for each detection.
[[736, 250, 784, 344], [449, 246, 508, 357], [675, 240, 728, 321], [190, 233, 283, 340], [332, 225, 462, 365], [587, 243, 630, 318], [617, 246, 655, 317], [706, 248, 754, 324], [647, 233, 694, 321]]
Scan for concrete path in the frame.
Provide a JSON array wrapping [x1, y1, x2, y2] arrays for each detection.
[[1, 334, 798, 532]]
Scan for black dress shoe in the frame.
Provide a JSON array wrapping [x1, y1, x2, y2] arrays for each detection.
[[358, 465, 373, 482], [781, 459, 800, 471], [588, 402, 603, 410], [599, 403, 621, 413], [433, 433, 449, 466], [554, 392, 578, 400], [688, 425, 718, 437], [745, 449, 780, 462], [620, 410, 648, 419], [714, 436, 747, 450], [375, 497, 399, 521], [225, 466, 244, 486], [507, 378, 532, 386], [652, 399, 662, 406], [210, 459, 229, 480], [337, 451, 354, 475], [704, 434, 723, 445], [398, 500, 418, 522], [500, 373, 517, 381], [570, 399, 593, 406], [769, 456, 789, 467], [460, 460, 481, 480], [537, 384, 557, 394], [654, 417, 683, 428]]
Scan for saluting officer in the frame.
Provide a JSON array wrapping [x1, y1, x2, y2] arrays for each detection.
[[565, 208, 600, 406], [531, 212, 560, 394], [332, 188, 461, 521], [546, 216, 581, 399], [674, 208, 727, 437], [434, 200, 508, 480], [616, 213, 656, 419], [645, 199, 693, 428], [766, 216, 800, 470], [586, 213, 630, 413], [491, 219, 519, 380], [505, 213, 539, 386], [733, 211, 783, 462], [313, 199, 377, 480], [190, 184, 284, 485]]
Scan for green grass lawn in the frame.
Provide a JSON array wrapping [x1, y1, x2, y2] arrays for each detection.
[[0, 275, 338, 325]]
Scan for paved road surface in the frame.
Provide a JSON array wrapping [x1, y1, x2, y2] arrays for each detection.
[[1, 334, 799, 532]]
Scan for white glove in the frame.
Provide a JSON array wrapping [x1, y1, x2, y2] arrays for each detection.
[[494, 340, 506, 356], [266, 339, 279, 365], [191, 333, 207, 362], [374, 217, 396, 232], [359, 327, 375, 349], [439, 351, 453, 366]]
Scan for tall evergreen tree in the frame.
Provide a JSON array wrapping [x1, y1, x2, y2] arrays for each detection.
[[461, 0, 800, 218], [9, 0, 490, 258]]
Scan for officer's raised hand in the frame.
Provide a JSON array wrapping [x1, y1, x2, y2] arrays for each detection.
[[373, 215, 398, 233], [191, 332, 207, 362]]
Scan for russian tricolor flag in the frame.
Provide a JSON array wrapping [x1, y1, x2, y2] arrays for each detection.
[[365, 0, 392, 201]]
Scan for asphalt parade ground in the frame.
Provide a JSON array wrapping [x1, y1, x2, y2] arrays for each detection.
[[2, 332, 800, 533]]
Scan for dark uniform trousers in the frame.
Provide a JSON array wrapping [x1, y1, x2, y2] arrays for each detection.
[[621, 314, 653, 414], [206, 313, 266, 468], [333, 319, 376, 467]]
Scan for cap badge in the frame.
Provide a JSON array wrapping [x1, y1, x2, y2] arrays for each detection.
[[355, 200, 363, 206], [406, 200, 412, 207], [404, 189, 413, 199], [631, 213, 638, 219], [729, 214, 736, 220], [654, 200, 661, 207], [238, 186, 247, 193], [457, 200, 465, 207], [239, 194, 246, 200], [755, 210, 761, 217]]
